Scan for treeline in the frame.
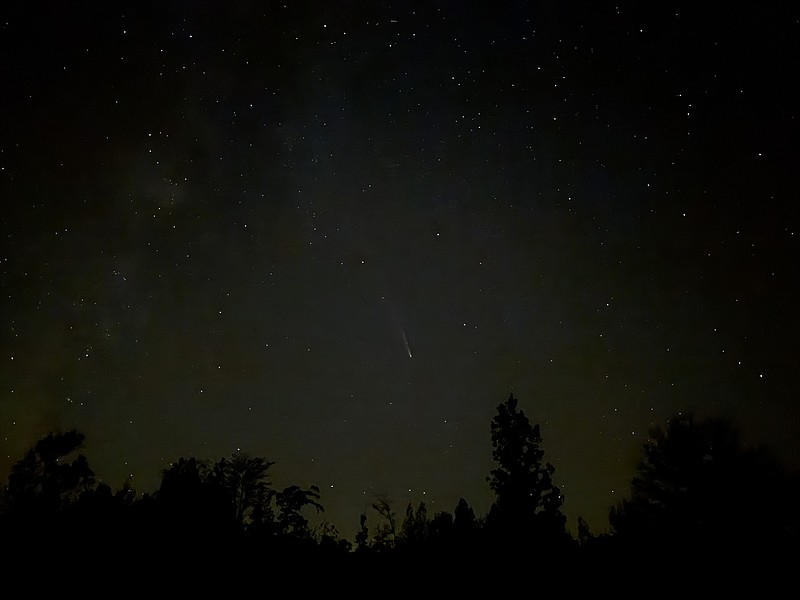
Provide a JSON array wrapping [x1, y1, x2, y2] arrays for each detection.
[[1, 394, 798, 584]]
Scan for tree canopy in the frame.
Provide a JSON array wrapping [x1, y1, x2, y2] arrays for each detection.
[[609, 412, 799, 562], [0, 401, 797, 585]]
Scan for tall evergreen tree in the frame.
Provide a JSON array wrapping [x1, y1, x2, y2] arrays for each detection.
[[452, 497, 478, 537], [486, 394, 566, 547], [399, 501, 430, 546]]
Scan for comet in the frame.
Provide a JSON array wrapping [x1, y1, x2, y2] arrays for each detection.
[[401, 329, 413, 358]]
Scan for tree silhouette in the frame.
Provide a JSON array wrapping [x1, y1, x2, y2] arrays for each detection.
[[399, 501, 430, 547], [486, 394, 568, 552], [609, 412, 799, 569], [158, 457, 206, 499], [428, 509, 455, 541], [2, 430, 95, 516], [212, 453, 275, 527], [576, 516, 593, 546], [155, 456, 234, 546], [275, 484, 324, 538], [370, 495, 397, 551], [354, 513, 370, 553], [0, 429, 107, 566], [314, 521, 353, 555], [6, 405, 797, 583], [452, 497, 479, 539]]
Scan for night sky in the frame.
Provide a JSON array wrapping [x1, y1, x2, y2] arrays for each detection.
[[2, 1, 798, 540]]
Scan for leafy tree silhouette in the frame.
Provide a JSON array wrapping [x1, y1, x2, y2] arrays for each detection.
[[3, 430, 95, 516], [611, 414, 797, 547], [486, 394, 570, 556], [354, 512, 370, 553], [211, 452, 275, 528], [276, 483, 324, 538], [155, 456, 235, 552], [606, 412, 800, 584], [0, 430, 133, 573], [370, 495, 397, 551], [313, 520, 353, 555]]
